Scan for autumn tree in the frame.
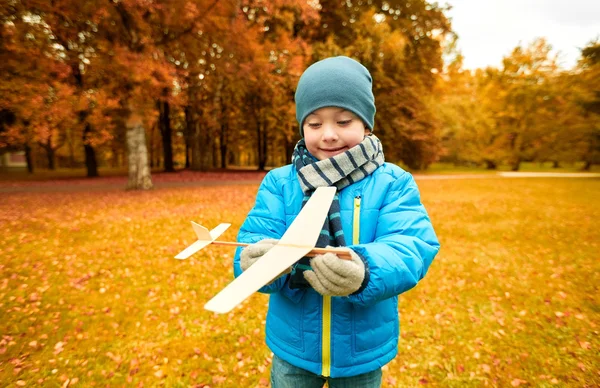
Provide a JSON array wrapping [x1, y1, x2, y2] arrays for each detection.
[[4, 1, 120, 177], [575, 41, 600, 169], [234, 0, 317, 170], [432, 57, 504, 169], [308, 1, 451, 169], [0, 5, 77, 172], [137, 0, 236, 172], [435, 37, 599, 170]]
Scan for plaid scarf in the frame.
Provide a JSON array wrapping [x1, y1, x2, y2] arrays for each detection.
[[288, 134, 385, 289]]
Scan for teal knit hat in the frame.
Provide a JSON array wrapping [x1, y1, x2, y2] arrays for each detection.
[[295, 56, 376, 137]]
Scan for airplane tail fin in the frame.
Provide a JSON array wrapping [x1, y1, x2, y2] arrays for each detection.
[[175, 223, 232, 260]]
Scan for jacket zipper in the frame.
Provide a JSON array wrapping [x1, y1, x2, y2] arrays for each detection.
[[353, 196, 361, 245], [321, 195, 361, 377]]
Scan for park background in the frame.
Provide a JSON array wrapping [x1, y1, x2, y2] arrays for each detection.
[[1, 0, 599, 387]]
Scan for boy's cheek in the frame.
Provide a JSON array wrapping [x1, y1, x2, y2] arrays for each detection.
[[304, 140, 320, 158]]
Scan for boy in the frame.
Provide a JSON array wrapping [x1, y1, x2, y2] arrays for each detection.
[[233, 56, 440, 387]]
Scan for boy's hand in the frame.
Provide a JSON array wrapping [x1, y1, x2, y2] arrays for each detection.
[[240, 239, 291, 283], [303, 249, 365, 296]]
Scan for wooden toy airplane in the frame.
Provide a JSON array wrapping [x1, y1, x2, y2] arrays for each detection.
[[174, 186, 352, 314]]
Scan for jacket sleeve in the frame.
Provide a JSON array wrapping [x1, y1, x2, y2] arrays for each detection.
[[347, 172, 440, 307], [233, 171, 289, 294]]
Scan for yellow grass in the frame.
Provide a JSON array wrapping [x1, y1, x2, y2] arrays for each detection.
[[0, 177, 598, 387]]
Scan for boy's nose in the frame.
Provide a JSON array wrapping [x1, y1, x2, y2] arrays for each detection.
[[322, 124, 339, 141]]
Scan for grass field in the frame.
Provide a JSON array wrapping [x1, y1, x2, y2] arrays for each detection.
[[1, 177, 598, 387], [412, 162, 600, 175]]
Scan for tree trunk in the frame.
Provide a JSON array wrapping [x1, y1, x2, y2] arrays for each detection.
[[510, 158, 521, 171], [67, 126, 76, 167], [202, 125, 211, 170], [187, 75, 208, 171], [158, 98, 175, 172], [583, 160, 592, 171], [209, 76, 223, 170], [38, 138, 55, 169], [184, 105, 192, 169], [257, 120, 268, 171], [256, 121, 263, 170], [220, 124, 227, 169], [24, 143, 33, 173], [284, 127, 295, 164], [46, 141, 56, 170], [84, 143, 98, 177], [484, 160, 497, 170], [149, 121, 154, 168], [111, 143, 119, 168], [83, 123, 98, 177], [125, 105, 153, 190], [73, 64, 100, 176], [191, 121, 203, 171], [212, 131, 219, 168], [552, 160, 560, 168], [262, 129, 268, 169], [185, 144, 190, 169], [508, 131, 521, 171]]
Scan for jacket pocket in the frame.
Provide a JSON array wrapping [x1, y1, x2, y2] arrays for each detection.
[[351, 297, 398, 355], [267, 293, 305, 352]]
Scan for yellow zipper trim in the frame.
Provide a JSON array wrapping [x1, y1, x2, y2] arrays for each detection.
[[322, 295, 331, 377], [321, 196, 361, 377], [353, 196, 361, 245]]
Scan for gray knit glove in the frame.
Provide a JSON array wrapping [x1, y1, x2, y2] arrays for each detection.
[[240, 239, 291, 283], [303, 249, 365, 296]]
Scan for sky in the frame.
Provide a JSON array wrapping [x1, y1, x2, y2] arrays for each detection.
[[445, 0, 600, 69]]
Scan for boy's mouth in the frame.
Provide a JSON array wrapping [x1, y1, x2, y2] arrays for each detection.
[[320, 146, 347, 152]]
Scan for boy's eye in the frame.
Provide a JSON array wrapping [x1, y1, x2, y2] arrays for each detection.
[[307, 123, 321, 128], [337, 119, 352, 125]]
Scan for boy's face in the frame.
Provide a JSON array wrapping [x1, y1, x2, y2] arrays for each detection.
[[303, 107, 370, 160]]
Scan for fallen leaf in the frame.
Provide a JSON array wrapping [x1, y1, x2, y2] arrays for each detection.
[[212, 375, 226, 384]]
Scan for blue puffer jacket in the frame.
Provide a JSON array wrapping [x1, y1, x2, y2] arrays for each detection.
[[233, 162, 440, 378]]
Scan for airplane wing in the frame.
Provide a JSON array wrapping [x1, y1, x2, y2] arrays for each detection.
[[174, 240, 213, 260], [204, 186, 336, 313]]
